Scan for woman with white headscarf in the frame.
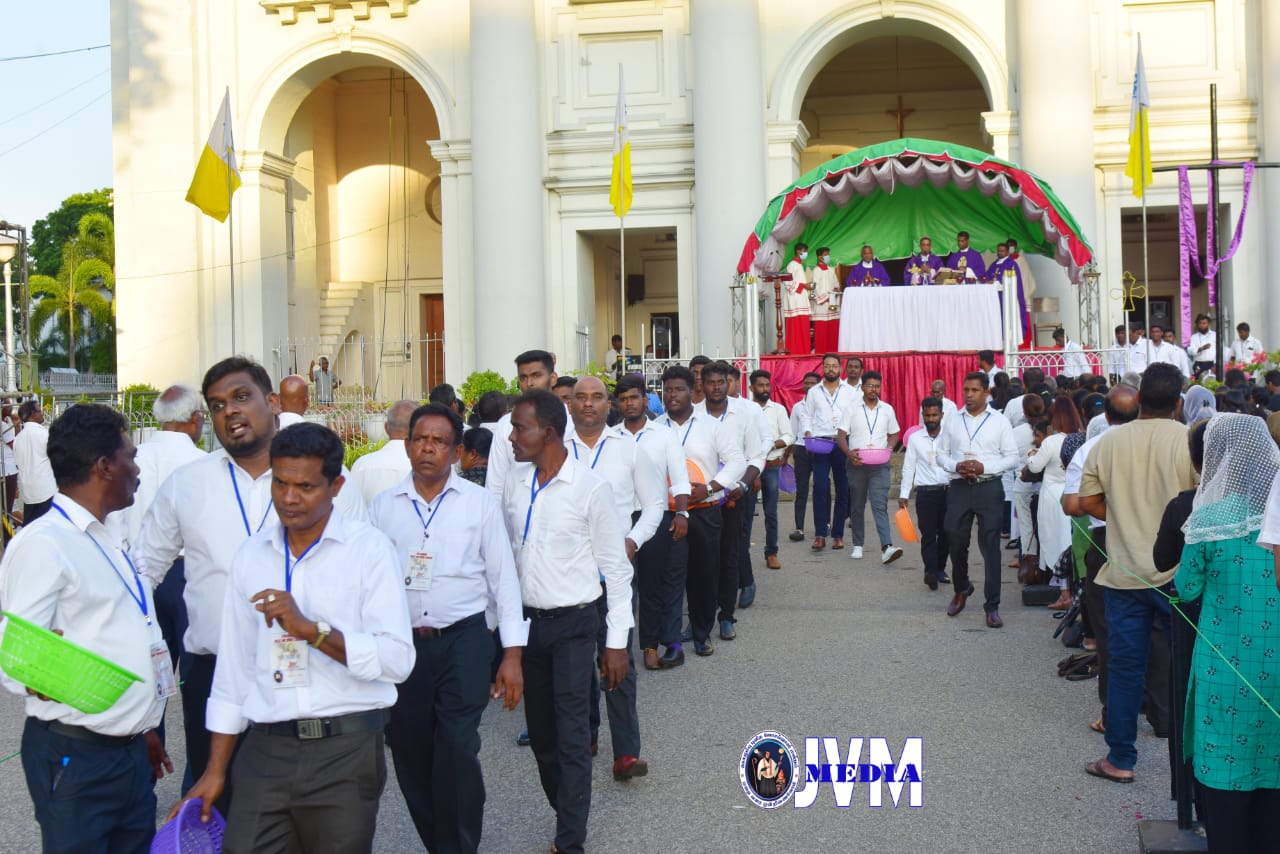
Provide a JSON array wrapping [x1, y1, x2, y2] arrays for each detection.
[[1179, 413, 1280, 851], [1182, 384, 1216, 426]]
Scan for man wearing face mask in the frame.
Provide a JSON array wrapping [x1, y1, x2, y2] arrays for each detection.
[[783, 243, 812, 355], [811, 247, 841, 352]]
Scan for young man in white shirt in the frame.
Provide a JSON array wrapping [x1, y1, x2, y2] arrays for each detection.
[[1, 404, 173, 853], [1160, 327, 1193, 378], [786, 372, 821, 541], [349, 399, 415, 505], [936, 371, 1020, 628], [502, 390, 633, 854], [836, 370, 902, 564], [486, 349, 560, 500], [13, 399, 55, 522], [1184, 314, 1214, 378], [177, 423, 414, 850], [1227, 321, 1265, 366], [801, 354, 857, 550], [900, 397, 952, 590], [748, 369, 793, 571], [1127, 325, 1150, 374], [369, 403, 526, 852]]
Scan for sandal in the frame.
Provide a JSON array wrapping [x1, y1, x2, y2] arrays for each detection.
[[1085, 758, 1132, 783], [1089, 718, 1105, 734]]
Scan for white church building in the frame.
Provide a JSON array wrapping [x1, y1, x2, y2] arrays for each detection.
[[110, 0, 1280, 394]]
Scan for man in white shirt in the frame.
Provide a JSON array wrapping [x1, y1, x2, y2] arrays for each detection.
[[1, 404, 173, 853], [977, 350, 1000, 388], [1106, 325, 1129, 383], [134, 357, 367, 809], [844, 355, 864, 397], [936, 371, 1020, 628], [658, 366, 746, 657], [1146, 323, 1183, 374], [919, 379, 959, 425], [176, 423, 413, 848], [615, 375, 690, 670], [900, 397, 952, 590], [748, 369, 793, 571], [370, 404, 525, 852], [1127, 324, 1150, 374], [1227, 321, 1265, 366], [13, 400, 55, 522], [1159, 327, 1193, 378], [308, 356, 340, 406], [1054, 328, 1091, 379], [1187, 314, 1216, 377], [350, 399, 415, 504], [486, 349, 560, 500], [836, 370, 902, 564], [786, 372, 821, 541], [502, 390, 633, 854], [1, 401, 17, 528], [603, 334, 631, 377], [277, 374, 309, 429], [801, 354, 857, 550]]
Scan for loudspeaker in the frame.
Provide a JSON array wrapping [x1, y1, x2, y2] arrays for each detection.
[[626, 274, 645, 304]]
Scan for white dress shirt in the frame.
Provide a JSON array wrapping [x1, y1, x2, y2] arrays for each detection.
[[370, 471, 528, 642], [801, 381, 858, 438], [205, 511, 414, 734], [1147, 341, 1180, 368], [1011, 423, 1040, 496], [485, 404, 574, 501], [0, 496, 166, 736], [839, 400, 900, 450], [659, 412, 747, 495], [350, 439, 412, 505], [503, 457, 633, 648], [1, 421, 17, 477], [13, 421, 55, 504], [133, 450, 368, 656], [1105, 342, 1128, 378], [899, 430, 950, 498], [278, 412, 305, 429], [756, 399, 793, 462], [936, 405, 1020, 478], [565, 426, 666, 549], [919, 396, 959, 426], [1188, 330, 1217, 364], [108, 430, 206, 549], [788, 398, 810, 448], [1063, 431, 1108, 529], [696, 398, 766, 474], [1062, 340, 1090, 378], [1128, 338, 1149, 373], [625, 417, 691, 501], [1228, 335, 1265, 365]]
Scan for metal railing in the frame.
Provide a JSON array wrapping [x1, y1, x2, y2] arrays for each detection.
[[271, 334, 446, 406], [1005, 347, 1130, 379]]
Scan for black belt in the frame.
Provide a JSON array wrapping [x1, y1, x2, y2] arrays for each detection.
[[413, 611, 485, 639], [951, 476, 1001, 485], [916, 484, 949, 492], [523, 598, 599, 621], [250, 708, 389, 741], [39, 719, 140, 748]]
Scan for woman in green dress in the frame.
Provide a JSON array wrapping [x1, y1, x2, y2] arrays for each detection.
[[1177, 412, 1280, 852]]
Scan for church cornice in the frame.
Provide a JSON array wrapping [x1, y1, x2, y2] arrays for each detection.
[[259, 0, 416, 26]]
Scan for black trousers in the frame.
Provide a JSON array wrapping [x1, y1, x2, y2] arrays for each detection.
[[944, 478, 1005, 612], [791, 446, 812, 530], [589, 589, 640, 759], [685, 507, 722, 643], [718, 500, 746, 624], [915, 486, 949, 579], [181, 654, 238, 814], [635, 510, 688, 650], [389, 613, 491, 854], [23, 496, 53, 524], [154, 557, 188, 671], [523, 602, 599, 854], [1196, 780, 1280, 853], [226, 727, 386, 854], [21, 718, 156, 854]]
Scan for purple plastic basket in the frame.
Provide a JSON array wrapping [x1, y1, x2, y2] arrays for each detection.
[[804, 436, 836, 455], [778, 464, 797, 494], [152, 798, 225, 854]]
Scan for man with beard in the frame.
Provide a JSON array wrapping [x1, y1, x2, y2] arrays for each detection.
[[747, 370, 792, 571], [486, 350, 564, 500], [134, 357, 367, 809], [837, 370, 902, 564], [800, 354, 857, 551]]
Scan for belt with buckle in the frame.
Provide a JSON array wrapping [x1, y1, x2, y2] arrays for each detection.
[[40, 719, 139, 748], [523, 598, 599, 620], [250, 708, 389, 741], [916, 484, 949, 492], [413, 612, 485, 639]]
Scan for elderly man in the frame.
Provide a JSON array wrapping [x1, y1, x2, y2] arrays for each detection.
[[308, 357, 340, 406], [278, 375, 309, 428], [350, 399, 416, 504]]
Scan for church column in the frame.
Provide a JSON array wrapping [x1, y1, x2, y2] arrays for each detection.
[[470, 0, 546, 370], [691, 0, 767, 356], [1015, 0, 1099, 340], [237, 150, 296, 377], [1261, 0, 1280, 341], [429, 139, 476, 380]]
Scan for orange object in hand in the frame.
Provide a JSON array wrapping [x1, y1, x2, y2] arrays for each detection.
[[894, 507, 920, 543]]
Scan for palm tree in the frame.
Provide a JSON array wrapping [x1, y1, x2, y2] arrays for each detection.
[[28, 213, 114, 370]]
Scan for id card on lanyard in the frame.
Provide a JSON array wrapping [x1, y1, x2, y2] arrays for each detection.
[[407, 492, 447, 592], [273, 532, 320, 688]]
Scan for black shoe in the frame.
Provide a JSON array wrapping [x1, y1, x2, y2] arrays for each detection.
[[738, 583, 756, 609], [1005, 539, 1020, 550], [517, 729, 531, 746], [924, 573, 938, 591], [694, 639, 714, 656], [658, 645, 685, 669], [789, 529, 805, 542], [937, 571, 951, 584], [719, 619, 736, 641], [680, 623, 693, 642]]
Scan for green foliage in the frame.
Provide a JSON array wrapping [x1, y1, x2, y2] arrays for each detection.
[[344, 437, 386, 469], [29, 189, 113, 277], [567, 362, 618, 393], [29, 212, 115, 371], [459, 370, 516, 408], [120, 383, 160, 416]]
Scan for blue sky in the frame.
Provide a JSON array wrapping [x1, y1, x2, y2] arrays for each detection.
[[1, 1, 112, 232]]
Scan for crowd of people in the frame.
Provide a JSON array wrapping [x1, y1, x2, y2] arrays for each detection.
[[1, 331, 1279, 852]]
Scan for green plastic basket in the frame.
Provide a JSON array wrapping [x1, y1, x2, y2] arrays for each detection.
[[0, 612, 143, 714]]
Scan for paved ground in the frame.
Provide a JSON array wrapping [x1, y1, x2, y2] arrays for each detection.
[[0, 504, 1176, 853]]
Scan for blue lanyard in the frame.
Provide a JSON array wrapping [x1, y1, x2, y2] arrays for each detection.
[[522, 472, 556, 544], [666, 417, 695, 447], [283, 528, 322, 593], [570, 438, 607, 470], [962, 411, 992, 444], [410, 490, 448, 540], [52, 503, 150, 624], [229, 462, 274, 537], [863, 404, 879, 437]]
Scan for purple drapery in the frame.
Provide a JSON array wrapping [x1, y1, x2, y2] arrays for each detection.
[[1177, 162, 1256, 345]]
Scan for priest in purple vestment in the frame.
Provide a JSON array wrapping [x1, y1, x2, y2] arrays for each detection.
[[946, 231, 986, 282], [844, 244, 891, 287], [905, 236, 944, 285], [987, 242, 1029, 344]]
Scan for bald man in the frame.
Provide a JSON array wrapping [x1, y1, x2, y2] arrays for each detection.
[[278, 375, 309, 428], [350, 399, 418, 504]]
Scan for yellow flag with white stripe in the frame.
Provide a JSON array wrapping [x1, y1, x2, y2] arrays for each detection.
[[1124, 36, 1152, 199], [185, 88, 241, 222], [609, 65, 633, 218]]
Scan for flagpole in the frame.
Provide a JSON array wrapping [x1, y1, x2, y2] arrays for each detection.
[[1141, 105, 1150, 370], [619, 215, 626, 373], [229, 171, 237, 355]]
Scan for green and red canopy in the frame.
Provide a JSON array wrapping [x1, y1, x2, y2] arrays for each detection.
[[737, 138, 1094, 281]]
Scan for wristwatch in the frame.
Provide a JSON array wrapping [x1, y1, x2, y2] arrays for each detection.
[[311, 620, 331, 649], [676, 510, 690, 518]]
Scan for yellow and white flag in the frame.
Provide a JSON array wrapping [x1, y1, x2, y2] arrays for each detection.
[[609, 65, 633, 218], [1124, 35, 1152, 198], [185, 88, 241, 222]]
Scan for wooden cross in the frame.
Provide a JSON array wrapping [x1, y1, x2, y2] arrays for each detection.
[[886, 95, 915, 138]]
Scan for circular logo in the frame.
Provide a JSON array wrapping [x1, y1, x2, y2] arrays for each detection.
[[740, 731, 798, 808]]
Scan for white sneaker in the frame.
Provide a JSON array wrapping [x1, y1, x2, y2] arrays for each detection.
[[849, 546, 864, 559], [882, 545, 904, 564]]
